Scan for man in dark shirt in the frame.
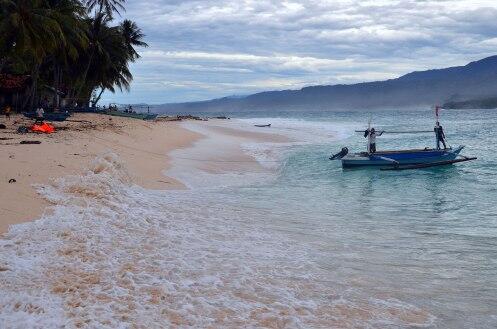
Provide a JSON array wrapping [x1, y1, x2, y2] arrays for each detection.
[[434, 121, 447, 149]]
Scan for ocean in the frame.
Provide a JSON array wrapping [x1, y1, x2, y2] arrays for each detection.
[[1, 108, 496, 328]]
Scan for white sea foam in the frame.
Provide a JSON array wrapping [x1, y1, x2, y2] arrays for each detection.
[[169, 118, 353, 176], [165, 121, 282, 189], [235, 117, 355, 144], [0, 152, 435, 328], [232, 118, 355, 169]]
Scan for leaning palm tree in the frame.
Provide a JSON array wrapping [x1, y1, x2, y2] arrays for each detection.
[[120, 19, 148, 62], [88, 19, 146, 106], [78, 14, 147, 104], [85, 0, 125, 18], [76, 12, 113, 98]]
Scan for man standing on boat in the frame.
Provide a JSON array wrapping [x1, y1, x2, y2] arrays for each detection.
[[434, 121, 447, 149], [364, 127, 384, 153]]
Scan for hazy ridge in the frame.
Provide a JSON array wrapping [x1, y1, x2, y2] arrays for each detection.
[[155, 56, 497, 112]]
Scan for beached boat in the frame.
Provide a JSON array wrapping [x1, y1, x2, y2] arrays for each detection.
[[23, 112, 71, 122], [329, 107, 477, 170], [106, 110, 157, 120]]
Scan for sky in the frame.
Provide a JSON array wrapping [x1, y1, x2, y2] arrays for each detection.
[[101, 0, 497, 105]]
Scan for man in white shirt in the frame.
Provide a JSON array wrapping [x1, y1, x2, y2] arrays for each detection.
[[36, 107, 44, 118], [364, 127, 384, 153]]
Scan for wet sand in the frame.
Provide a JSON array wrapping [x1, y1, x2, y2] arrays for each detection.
[[0, 113, 200, 234]]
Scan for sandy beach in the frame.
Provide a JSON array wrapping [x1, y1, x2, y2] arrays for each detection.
[[0, 113, 200, 234], [0, 114, 289, 234]]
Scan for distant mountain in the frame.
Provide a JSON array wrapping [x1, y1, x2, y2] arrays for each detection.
[[157, 56, 497, 112]]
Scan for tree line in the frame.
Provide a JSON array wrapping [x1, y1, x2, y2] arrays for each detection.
[[0, 0, 148, 110]]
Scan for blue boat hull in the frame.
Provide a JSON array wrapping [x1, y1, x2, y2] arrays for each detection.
[[341, 146, 464, 168], [23, 112, 71, 122]]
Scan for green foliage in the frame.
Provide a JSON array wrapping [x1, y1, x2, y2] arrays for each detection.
[[0, 0, 147, 108], [85, 0, 125, 19]]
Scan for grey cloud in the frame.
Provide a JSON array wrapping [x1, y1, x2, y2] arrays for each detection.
[[102, 0, 497, 104]]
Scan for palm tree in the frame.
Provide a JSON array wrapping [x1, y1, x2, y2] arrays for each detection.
[[47, 0, 88, 107], [88, 22, 130, 105], [120, 19, 148, 62], [88, 19, 146, 106], [0, 0, 146, 108], [0, 0, 67, 108], [85, 0, 125, 18], [0, 0, 64, 62], [78, 14, 147, 105], [75, 12, 112, 99]]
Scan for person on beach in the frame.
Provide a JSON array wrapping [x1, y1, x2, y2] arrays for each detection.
[[3, 104, 11, 120], [434, 121, 447, 149], [364, 127, 384, 153], [35, 107, 45, 124], [36, 107, 45, 119]]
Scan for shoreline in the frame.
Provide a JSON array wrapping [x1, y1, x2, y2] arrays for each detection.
[[0, 114, 290, 234], [166, 120, 291, 189], [0, 113, 202, 234]]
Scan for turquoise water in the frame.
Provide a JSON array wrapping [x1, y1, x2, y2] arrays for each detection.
[[214, 108, 497, 327], [2, 108, 495, 327]]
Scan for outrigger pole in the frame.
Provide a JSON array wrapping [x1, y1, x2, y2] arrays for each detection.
[[380, 156, 477, 171], [354, 130, 432, 134]]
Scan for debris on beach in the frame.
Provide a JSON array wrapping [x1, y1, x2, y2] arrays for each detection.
[[16, 126, 29, 134], [20, 140, 42, 145], [177, 114, 206, 121], [154, 116, 182, 122], [155, 114, 207, 122]]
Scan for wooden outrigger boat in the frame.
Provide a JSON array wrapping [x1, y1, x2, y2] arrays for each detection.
[[333, 145, 476, 169], [330, 107, 477, 170]]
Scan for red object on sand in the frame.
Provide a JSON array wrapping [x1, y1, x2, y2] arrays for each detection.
[[31, 122, 55, 134]]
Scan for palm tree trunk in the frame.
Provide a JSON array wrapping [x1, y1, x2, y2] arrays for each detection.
[[92, 87, 105, 107], [23, 62, 41, 111], [54, 63, 62, 108], [76, 50, 94, 99]]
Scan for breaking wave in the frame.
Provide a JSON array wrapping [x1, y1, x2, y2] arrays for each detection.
[[0, 153, 435, 328]]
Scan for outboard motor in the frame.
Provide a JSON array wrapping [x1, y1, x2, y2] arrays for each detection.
[[329, 147, 348, 160]]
